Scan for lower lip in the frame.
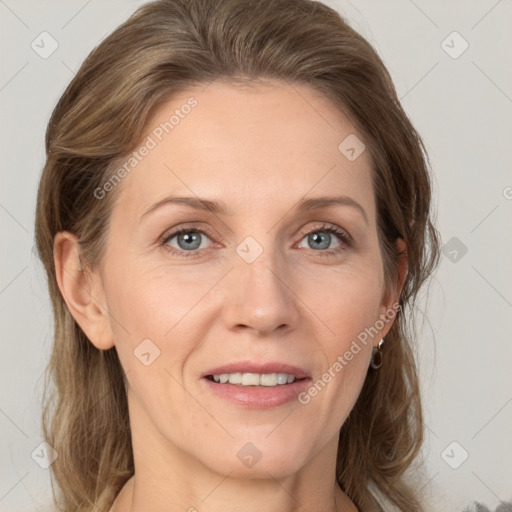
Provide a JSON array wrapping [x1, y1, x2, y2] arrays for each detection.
[[202, 377, 312, 408]]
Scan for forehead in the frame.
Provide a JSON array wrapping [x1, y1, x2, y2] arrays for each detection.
[[112, 79, 375, 224]]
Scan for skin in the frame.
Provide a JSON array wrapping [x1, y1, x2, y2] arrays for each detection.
[[54, 79, 407, 512]]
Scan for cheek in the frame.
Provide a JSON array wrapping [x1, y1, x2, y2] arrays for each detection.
[[104, 262, 212, 344], [101, 261, 225, 414], [299, 261, 384, 345], [101, 268, 204, 428], [295, 263, 383, 413]]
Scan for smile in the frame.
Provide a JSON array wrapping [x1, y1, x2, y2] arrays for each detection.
[[201, 362, 312, 408], [208, 372, 298, 386]]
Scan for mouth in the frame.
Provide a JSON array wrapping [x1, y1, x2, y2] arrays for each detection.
[[200, 362, 311, 408], [205, 372, 305, 386]]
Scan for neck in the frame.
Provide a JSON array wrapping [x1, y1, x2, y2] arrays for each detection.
[[110, 475, 358, 512]]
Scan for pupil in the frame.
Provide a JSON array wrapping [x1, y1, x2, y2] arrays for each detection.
[[310, 232, 330, 250], [179, 232, 200, 250]]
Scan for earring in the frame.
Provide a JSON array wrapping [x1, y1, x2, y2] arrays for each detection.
[[370, 338, 385, 370]]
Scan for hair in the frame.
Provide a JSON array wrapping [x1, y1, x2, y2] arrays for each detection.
[[34, 0, 441, 510]]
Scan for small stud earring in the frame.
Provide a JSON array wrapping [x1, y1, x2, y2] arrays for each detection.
[[370, 338, 385, 370]]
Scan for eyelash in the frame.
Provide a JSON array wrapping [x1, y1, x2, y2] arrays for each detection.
[[160, 223, 353, 259]]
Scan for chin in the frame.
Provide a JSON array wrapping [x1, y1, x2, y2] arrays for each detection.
[[196, 436, 312, 480]]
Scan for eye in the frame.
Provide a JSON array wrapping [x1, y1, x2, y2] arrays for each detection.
[[160, 223, 352, 259], [297, 224, 352, 255], [162, 227, 213, 256]]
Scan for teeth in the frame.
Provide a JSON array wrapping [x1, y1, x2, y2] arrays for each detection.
[[277, 373, 288, 385], [211, 372, 297, 386], [242, 373, 260, 386], [228, 373, 242, 384], [260, 373, 277, 386]]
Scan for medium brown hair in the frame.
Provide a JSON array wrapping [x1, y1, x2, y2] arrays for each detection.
[[34, 0, 441, 510]]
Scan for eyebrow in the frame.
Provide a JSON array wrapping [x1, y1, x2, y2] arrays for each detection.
[[141, 194, 369, 225]]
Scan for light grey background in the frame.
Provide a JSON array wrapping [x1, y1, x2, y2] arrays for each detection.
[[1, 1, 511, 511]]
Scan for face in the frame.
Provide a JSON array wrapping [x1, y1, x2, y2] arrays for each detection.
[[83, 80, 402, 480]]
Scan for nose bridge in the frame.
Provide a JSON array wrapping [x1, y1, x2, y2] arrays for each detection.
[[223, 239, 299, 334]]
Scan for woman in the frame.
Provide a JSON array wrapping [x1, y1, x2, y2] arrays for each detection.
[[34, 0, 442, 510]]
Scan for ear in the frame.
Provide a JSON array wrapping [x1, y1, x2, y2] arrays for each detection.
[[53, 232, 114, 350], [377, 237, 408, 339]]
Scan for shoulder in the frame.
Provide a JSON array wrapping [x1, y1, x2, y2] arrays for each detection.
[[462, 502, 512, 512]]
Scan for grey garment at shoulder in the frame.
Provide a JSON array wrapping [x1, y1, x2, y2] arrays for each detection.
[[463, 501, 512, 512]]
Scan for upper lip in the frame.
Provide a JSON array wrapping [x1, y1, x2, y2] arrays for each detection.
[[202, 361, 310, 380]]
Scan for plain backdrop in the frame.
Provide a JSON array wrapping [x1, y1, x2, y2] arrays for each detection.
[[1, 1, 511, 511]]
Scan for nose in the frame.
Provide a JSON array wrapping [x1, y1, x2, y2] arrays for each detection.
[[221, 251, 300, 337]]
